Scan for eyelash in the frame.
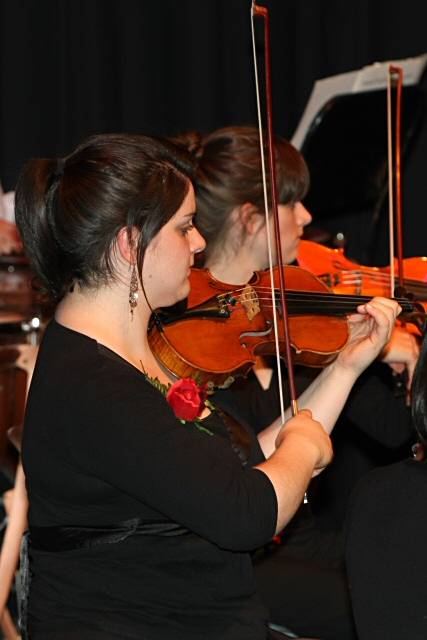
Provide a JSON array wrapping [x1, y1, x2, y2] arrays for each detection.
[[181, 223, 195, 236]]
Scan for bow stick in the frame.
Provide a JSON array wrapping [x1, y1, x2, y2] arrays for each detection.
[[250, 1, 298, 419], [387, 65, 405, 295]]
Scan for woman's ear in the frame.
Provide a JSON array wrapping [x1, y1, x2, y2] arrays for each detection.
[[117, 226, 138, 264], [237, 202, 264, 236]]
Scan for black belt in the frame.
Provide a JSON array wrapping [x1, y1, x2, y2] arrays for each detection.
[[29, 517, 189, 552]]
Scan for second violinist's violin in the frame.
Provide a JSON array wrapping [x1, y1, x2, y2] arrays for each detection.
[[298, 239, 427, 309], [148, 264, 423, 387]]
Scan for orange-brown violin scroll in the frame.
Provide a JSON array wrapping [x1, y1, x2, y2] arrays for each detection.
[[148, 265, 424, 388]]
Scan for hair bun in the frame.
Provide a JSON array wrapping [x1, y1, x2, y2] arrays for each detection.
[[187, 132, 204, 160], [170, 132, 204, 162]]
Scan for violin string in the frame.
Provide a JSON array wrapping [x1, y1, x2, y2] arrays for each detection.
[[214, 273, 427, 301], [238, 299, 416, 312], [227, 286, 415, 306], [216, 289, 416, 313], [338, 273, 427, 293], [216, 292, 415, 310], [229, 302, 419, 318], [261, 286, 398, 302], [213, 272, 427, 306], [214, 286, 377, 302], [332, 269, 427, 285]]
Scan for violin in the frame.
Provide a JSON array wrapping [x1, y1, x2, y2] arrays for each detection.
[[148, 264, 423, 387], [298, 239, 427, 309]]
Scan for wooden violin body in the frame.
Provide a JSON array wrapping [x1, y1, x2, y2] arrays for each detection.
[[148, 265, 421, 387], [298, 239, 427, 308]]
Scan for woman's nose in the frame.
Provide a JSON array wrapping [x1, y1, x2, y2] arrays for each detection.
[[296, 203, 312, 227], [191, 226, 206, 254]]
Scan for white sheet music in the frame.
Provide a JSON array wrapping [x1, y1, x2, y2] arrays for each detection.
[[292, 53, 427, 150]]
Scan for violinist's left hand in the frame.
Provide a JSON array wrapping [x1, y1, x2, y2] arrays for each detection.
[[336, 297, 401, 377], [380, 324, 420, 388], [259, 297, 402, 442]]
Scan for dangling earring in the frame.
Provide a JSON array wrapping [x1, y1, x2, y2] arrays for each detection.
[[129, 264, 139, 319]]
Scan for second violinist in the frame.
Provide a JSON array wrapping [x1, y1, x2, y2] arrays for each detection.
[[173, 125, 416, 640]]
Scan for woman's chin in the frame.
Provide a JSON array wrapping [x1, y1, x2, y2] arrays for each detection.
[[281, 248, 297, 266], [167, 281, 190, 307]]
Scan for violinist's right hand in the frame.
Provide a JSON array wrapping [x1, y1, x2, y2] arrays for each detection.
[[275, 408, 333, 476], [255, 408, 332, 533]]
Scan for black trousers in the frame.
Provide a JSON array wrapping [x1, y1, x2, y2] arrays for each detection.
[[254, 532, 357, 640]]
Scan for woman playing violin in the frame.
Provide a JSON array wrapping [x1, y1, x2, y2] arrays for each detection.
[[174, 125, 416, 639], [185, 128, 312, 283], [15, 132, 340, 640], [174, 125, 411, 442]]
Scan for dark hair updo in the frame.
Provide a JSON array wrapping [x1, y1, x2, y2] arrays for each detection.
[[15, 133, 194, 301], [172, 126, 309, 258]]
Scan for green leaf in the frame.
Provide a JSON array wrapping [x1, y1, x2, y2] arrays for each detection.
[[193, 423, 214, 436], [205, 398, 216, 412]]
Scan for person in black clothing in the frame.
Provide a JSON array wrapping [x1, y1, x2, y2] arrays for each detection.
[[345, 330, 427, 640], [309, 359, 414, 533], [175, 125, 417, 639], [15, 132, 398, 639]]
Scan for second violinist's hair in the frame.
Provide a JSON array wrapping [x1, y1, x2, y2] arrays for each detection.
[[15, 133, 194, 301], [412, 330, 427, 445], [172, 125, 309, 258]]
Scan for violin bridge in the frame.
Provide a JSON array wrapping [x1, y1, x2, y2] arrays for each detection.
[[239, 285, 260, 321]]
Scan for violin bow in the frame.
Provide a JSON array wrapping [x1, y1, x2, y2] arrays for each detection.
[[387, 65, 405, 295], [250, 1, 298, 419]]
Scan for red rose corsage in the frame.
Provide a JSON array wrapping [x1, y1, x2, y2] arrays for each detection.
[[166, 378, 207, 422], [166, 378, 214, 435], [141, 365, 214, 435]]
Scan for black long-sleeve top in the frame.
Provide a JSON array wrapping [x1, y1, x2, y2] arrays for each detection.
[[22, 320, 277, 639]]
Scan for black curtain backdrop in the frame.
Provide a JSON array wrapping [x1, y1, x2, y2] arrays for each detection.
[[1, 0, 427, 258]]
